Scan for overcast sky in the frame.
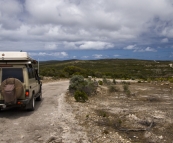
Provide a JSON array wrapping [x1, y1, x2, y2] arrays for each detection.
[[0, 0, 173, 61]]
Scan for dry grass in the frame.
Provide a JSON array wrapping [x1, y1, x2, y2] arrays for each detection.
[[66, 82, 173, 143]]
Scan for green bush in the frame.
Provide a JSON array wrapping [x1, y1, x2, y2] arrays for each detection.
[[74, 90, 88, 102], [69, 75, 86, 93], [123, 84, 131, 96], [64, 66, 86, 77], [113, 79, 116, 84], [69, 75, 97, 102], [147, 78, 152, 83], [102, 77, 112, 85], [123, 84, 129, 91], [98, 80, 103, 85], [108, 85, 119, 93], [103, 77, 108, 84], [83, 80, 97, 96], [169, 78, 173, 83]]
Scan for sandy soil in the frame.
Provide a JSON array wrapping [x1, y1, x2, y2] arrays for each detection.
[[66, 81, 173, 143], [0, 80, 88, 143], [1, 79, 173, 143]]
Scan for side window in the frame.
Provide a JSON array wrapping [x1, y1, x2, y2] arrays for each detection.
[[2, 68, 24, 82], [27, 64, 35, 79]]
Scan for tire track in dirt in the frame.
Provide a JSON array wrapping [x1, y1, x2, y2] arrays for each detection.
[[0, 80, 88, 143]]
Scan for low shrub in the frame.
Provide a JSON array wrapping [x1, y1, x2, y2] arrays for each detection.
[[103, 77, 108, 84], [122, 81, 130, 85], [103, 77, 112, 85], [98, 80, 103, 85], [169, 78, 173, 83], [69, 75, 97, 102], [108, 85, 119, 93], [69, 75, 86, 93], [123, 84, 131, 96], [74, 90, 88, 102], [113, 79, 116, 84]]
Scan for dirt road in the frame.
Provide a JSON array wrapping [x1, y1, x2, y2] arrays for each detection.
[[0, 80, 88, 143]]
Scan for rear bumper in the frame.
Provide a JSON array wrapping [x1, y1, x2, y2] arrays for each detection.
[[0, 99, 30, 109]]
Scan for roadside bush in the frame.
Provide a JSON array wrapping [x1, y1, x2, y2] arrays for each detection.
[[52, 76, 59, 80], [103, 77, 112, 85], [69, 75, 97, 102], [123, 84, 131, 96], [147, 78, 152, 83], [98, 80, 103, 85], [108, 85, 119, 93], [69, 75, 86, 93], [74, 90, 88, 102], [169, 78, 173, 83], [113, 79, 116, 84], [122, 81, 130, 85], [83, 80, 97, 96], [103, 77, 108, 84]]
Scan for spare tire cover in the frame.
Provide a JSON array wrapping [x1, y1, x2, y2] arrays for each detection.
[[1, 78, 24, 99]]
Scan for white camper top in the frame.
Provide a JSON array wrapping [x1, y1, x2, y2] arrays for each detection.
[[0, 52, 31, 60], [0, 52, 37, 64]]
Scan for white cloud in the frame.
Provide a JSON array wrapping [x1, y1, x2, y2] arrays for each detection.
[[82, 56, 89, 59], [0, 0, 23, 29], [124, 45, 137, 50], [114, 55, 120, 57], [134, 47, 157, 52], [79, 41, 114, 50], [44, 43, 57, 50], [92, 54, 103, 59], [169, 52, 173, 58], [29, 52, 68, 58], [0, 0, 173, 60], [161, 38, 169, 43], [145, 47, 157, 52]]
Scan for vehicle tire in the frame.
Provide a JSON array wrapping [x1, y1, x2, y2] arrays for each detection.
[[36, 92, 42, 101], [27, 95, 35, 111]]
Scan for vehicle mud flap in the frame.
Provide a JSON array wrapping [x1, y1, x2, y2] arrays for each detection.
[[26, 95, 35, 111], [36, 91, 42, 101]]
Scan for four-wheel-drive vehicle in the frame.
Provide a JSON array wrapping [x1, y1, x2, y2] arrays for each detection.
[[0, 52, 42, 111]]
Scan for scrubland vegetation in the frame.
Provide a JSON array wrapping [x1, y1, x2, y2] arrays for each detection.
[[40, 59, 173, 142], [40, 59, 173, 82]]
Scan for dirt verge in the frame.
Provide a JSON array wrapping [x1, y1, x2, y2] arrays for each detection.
[[66, 81, 173, 143]]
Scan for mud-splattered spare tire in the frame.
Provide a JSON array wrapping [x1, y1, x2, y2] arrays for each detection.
[[1, 78, 24, 102]]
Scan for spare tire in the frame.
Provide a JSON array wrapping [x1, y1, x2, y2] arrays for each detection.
[[1, 78, 24, 99]]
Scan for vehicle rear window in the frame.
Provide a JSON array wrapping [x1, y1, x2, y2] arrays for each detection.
[[2, 68, 24, 82]]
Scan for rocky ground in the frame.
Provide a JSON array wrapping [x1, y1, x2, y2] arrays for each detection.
[[0, 79, 173, 143], [0, 80, 88, 143], [66, 81, 173, 143]]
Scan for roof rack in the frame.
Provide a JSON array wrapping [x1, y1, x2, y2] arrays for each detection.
[[0, 52, 37, 64]]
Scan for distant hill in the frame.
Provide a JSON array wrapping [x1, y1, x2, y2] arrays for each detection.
[[39, 59, 173, 80]]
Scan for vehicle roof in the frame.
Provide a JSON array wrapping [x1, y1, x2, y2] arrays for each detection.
[[0, 52, 37, 64]]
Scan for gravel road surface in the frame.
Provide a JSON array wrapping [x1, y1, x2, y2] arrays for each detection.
[[0, 80, 88, 143]]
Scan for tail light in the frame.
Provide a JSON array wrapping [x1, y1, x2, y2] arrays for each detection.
[[25, 90, 29, 97], [17, 101, 22, 105]]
